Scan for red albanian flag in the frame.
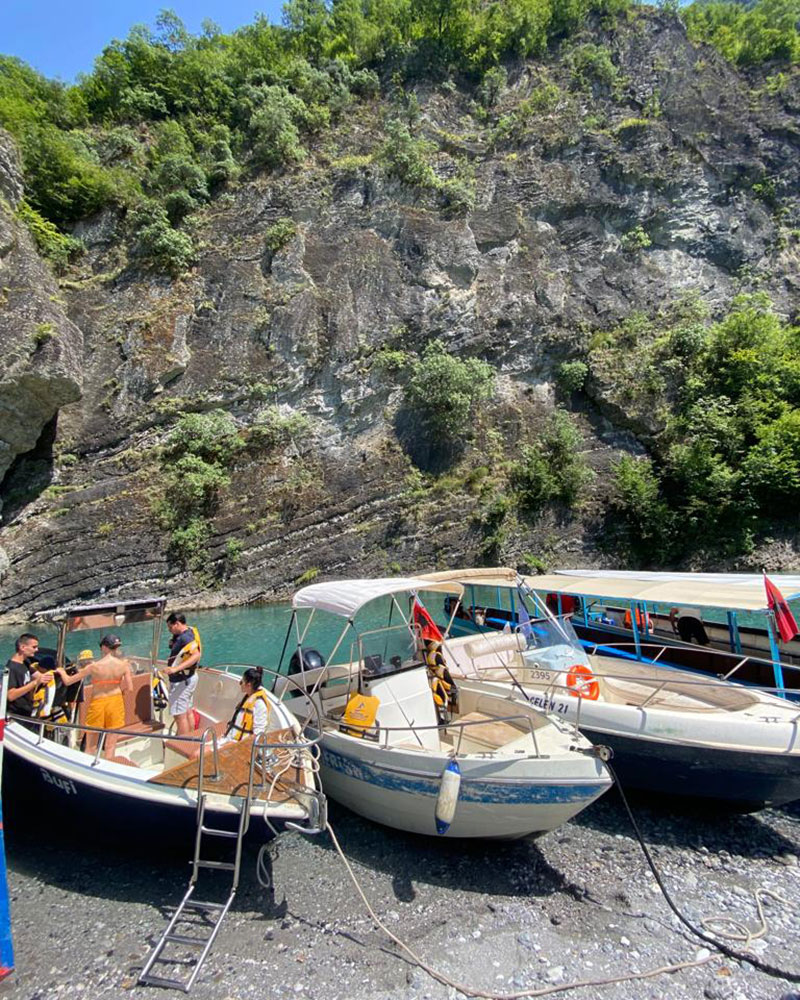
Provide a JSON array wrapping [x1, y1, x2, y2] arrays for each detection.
[[413, 599, 443, 642], [764, 574, 799, 643]]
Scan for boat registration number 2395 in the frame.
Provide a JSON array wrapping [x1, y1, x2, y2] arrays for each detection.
[[40, 769, 78, 796]]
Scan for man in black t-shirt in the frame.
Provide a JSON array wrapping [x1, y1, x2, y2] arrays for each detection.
[[6, 633, 52, 722]]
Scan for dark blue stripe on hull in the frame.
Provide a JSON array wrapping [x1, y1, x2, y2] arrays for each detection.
[[321, 747, 606, 804], [585, 728, 800, 810]]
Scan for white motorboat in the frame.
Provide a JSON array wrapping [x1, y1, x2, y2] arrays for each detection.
[[418, 569, 800, 811], [4, 598, 325, 840], [273, 577, 612, 839]]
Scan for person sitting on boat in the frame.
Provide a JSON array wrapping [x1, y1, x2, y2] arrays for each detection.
[[623, 607, 653, 632], [56, 635, 133, 759], [669, 607, 710, 646], [220, 667, 271, 747], [424, 639, 459, 724], [6, 633, 53, 731], [164, 612, 202, 739], [545, 594, 581, 617]]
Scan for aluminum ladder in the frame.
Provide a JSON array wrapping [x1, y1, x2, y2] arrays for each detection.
[[138, 732, 266, 993]]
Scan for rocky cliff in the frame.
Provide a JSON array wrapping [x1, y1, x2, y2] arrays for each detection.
[[0, 12, 798, 621]]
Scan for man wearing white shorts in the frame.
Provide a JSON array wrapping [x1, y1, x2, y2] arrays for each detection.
[[164, 612, 202, 737]]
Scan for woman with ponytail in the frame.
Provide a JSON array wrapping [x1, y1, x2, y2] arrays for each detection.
[[221, 666, 271, 745]]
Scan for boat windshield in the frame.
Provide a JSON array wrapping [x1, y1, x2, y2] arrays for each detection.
[[354, 624, 421, 677], [525, 614, 584, 655]]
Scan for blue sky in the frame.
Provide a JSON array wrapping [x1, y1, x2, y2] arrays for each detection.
[[3, 0, 285, 82]]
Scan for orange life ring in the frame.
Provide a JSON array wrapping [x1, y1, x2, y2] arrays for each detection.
[[566, 664, 600, 701]]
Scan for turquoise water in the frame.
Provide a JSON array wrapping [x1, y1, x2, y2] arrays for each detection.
[[0, 603, 296, 669], [0, 594, 443, 669]]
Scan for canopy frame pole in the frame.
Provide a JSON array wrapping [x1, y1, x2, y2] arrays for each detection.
[[641, 602, 650, 637], [629, 601, 642, 659], [766, 612, 786, 694], [727, 611, 742, 655]]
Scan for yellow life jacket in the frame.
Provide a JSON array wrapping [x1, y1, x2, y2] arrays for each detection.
[[177, 626, 202, 663], [425, 645, 458, 712], [340, 693, 380, 738], [151, 671, 168, 710], [228, 688, 271, 742], [171, 626, 202, 681], [31, 670, 57, 719]]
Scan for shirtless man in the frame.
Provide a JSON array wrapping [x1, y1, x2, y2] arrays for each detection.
[[58, 634, 132, 758]]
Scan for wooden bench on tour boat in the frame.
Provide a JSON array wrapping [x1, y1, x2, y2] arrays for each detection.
[[148, 728, 304, 802]]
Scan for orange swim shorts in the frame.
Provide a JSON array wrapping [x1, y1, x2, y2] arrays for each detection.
[[86, 692, 125, 730]]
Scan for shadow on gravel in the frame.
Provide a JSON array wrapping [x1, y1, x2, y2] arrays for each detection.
[[5, 816, 191, 907], [571, 785, 800, 858], [284, 799, 589, 902]]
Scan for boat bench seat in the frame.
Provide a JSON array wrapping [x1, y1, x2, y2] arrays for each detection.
[[79, 672, 164, 743], [446, 711, 526, 750], [165, 718, 227, 759]]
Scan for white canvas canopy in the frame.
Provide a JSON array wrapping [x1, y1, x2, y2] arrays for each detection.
[[417, 567, 518, 589], [293, 577, 464, 619], [528, 570, 800, 613]]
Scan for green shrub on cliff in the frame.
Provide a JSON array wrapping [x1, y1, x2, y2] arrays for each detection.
[[131, 202, 196, 276], [156, 410, 245, 570], [379, 119, 437, 188], [16, 200, 83, 271], [264, 218, 298, 253], [247, 406, 310, 452], [166, 410, 244, 466], [511, 409, 593, 515], [610, 454, 674, 559], [404, 340, 495, 445]]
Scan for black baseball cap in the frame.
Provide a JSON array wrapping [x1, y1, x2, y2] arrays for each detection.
[[100, 634, 122, 649]]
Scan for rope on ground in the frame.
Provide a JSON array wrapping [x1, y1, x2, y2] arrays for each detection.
[[325, 820, 713, 1000], [701, 888, 792, 950], [607, 761, 800, 984]]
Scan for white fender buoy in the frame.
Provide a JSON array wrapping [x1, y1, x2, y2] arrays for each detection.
[[435, 759, 461, 835]]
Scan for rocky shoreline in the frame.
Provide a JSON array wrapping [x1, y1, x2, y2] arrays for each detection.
[[4, 788, 799, 1000]]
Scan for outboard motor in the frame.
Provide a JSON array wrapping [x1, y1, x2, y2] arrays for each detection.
[[288, 648, 326, 675]]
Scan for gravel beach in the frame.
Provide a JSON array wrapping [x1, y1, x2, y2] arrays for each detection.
[[3, 789, 799, 1000]]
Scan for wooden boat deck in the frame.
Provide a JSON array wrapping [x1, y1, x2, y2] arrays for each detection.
[[148, 730, 304, 803]]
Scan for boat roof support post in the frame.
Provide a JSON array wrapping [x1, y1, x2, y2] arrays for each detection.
[[55, 622, 67, 672], [629, 601, 642, 659], [150, 606, 164, 671], [766, 613, 786, 694], [727, 611, 742, 655]]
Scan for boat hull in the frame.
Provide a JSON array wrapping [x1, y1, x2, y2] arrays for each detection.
[[2, 726, 301, 844], [318, 739, 610, 839], [582, 725, 800, 811]]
